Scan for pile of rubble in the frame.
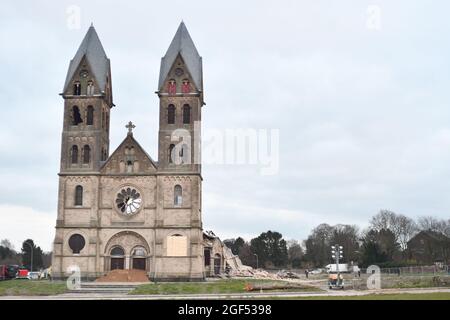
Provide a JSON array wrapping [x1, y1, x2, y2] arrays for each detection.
[[276, 270, 301, 279], [222, 245, 289, 279], [95, 269, 149, 283]]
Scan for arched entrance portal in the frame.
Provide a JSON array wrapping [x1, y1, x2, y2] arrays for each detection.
[[104, 231, 150, 272], [110, 246, 125, 270]]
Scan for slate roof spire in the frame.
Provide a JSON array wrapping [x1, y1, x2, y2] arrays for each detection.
[[158, 22, 203, 91], [63, 25, 110, 93]]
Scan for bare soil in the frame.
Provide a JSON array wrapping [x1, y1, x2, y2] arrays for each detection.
[[95, 269, 149, 283]]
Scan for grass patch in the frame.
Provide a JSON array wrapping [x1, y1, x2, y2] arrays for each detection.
[[278, 292, 450, 300], [130, 279, 320, 295], [0, 280, 67, 296], [381, 276, 450, 289]]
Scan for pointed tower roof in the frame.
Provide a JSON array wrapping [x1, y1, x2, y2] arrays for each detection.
[[63, 25, 110, 93], [159, 22, 203, 91]]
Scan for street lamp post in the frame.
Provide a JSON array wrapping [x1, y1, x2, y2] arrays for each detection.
[[24, 240, 33, 272], [331, 244, 343, 285], [253, 254, 259, 270]]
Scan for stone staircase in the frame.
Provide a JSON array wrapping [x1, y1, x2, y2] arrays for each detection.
[[68, 282, 141, 295], [65, 270, 150, 295]]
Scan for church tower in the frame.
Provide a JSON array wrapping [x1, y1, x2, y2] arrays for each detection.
[[154, 22, 205, 280], [157, 22, 204, 173], [52, 26, 114, 279], [60, 25, 113, 173]]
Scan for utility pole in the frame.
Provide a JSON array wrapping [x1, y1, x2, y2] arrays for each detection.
[[253, 254, 259, 270]]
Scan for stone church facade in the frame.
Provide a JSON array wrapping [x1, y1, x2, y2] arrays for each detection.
[[52, 23, 207, 281]]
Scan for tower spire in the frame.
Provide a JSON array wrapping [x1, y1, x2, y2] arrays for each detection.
[[63, 25, 110, 96], [158, 22, 202, 91]]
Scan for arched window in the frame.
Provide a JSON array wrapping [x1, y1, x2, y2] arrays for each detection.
[[72, 106, 83, 125], [182, 79, 191, 94], [86, 106, 94, 125], [174, 185, 182, 206], [111, 246, 125, 256], [183, 104, 191, 124], [87, 81, 94, 95], [73, 82, 81, 95], [132, 246, 146, 257], [180, 144, 189, 164], [68, 234, 85, 254], [83, 145, 91, 164], [167, 234, 187, 256], [167, 104, 175, 124], [71, 145, 78, 164], [75, 185, 83, 206], [168, 79, 176, 94], [168, 144, 175, 163]]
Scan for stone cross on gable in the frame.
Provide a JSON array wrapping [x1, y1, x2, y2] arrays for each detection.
[[126, 121, 136, 135]]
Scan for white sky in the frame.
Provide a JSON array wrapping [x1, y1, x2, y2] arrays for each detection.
[[1, 1, 450, 251]]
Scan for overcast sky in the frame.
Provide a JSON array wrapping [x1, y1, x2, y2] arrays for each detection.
[[1, 1, 450, 251]]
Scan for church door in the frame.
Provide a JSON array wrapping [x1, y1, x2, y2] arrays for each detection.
[[132, 258, 146, 270], [111, 258, 125, 270]]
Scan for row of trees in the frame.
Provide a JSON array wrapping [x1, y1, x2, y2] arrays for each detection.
[[224, 211, 450, 269], [0, 239, 51, 271]]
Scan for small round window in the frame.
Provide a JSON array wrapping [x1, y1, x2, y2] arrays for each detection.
[[68, 234, 85, 254]]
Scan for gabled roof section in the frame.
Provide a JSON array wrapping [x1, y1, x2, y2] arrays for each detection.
[[63, 25, 110, 93], [101, 133, 157, 174], [159, 22, 203, 91]]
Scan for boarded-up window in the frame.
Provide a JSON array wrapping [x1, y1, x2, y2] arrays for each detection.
[[167, 234, 187, 256]]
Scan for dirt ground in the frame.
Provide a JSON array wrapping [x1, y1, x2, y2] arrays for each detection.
[[95, 269, 149, 283]]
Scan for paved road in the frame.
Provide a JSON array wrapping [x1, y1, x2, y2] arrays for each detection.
[[1, 287, 449, 300]]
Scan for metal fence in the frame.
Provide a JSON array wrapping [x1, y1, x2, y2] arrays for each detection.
[[360, 265, 450, 276]]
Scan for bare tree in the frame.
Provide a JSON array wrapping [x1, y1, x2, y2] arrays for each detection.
[[370, 210, 396, 232], [396, 215, 418, 250], [370, 210, 417, 250], [287, 240, 304, 267], [418, 216, 448, 234]]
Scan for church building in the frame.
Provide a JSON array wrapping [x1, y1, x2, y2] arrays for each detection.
[[52, 22, 209, 281]]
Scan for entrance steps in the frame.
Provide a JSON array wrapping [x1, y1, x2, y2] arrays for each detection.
[[66, 270, 150, 294], [69, 282, 141, 294]]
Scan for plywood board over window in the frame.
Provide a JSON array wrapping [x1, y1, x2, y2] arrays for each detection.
[[167, 234, 187, 256]]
